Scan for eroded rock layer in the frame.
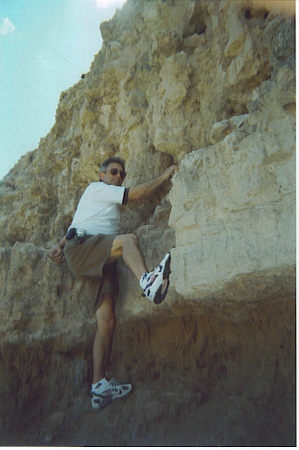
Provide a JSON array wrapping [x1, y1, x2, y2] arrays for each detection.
[[0, 0, 295, 445]]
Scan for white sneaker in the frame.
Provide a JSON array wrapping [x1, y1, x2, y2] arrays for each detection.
[[108, 378, 132, 399], [140, 253, 171, 304], [91, 378, 132, 410]]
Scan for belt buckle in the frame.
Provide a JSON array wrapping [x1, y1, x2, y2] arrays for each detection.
[[75, 229, 86, 241]]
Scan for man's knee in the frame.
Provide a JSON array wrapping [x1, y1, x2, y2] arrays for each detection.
[[110, 233, 138, 256], [123, 233, 138, 246]]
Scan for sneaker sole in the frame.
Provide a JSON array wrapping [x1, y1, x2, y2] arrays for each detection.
[[91, 394, 112, 410], [161, 252, 171, 280], [153, 279, 170, 304], [153, 253, 171, 304]]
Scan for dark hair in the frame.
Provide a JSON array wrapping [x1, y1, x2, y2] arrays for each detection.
[[99, 157, 125, 173]]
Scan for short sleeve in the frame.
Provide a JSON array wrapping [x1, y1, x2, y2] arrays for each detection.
[[89, 182, 126, 205], [122, 188, 129, 205]]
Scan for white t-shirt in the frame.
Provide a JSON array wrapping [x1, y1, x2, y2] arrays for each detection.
[[69, 182, 129, 235]]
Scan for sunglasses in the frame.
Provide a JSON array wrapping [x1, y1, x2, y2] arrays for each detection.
[[108, 168, 126, 179]]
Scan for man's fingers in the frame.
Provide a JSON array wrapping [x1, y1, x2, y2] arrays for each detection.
[[169, 165, 178, 177], [53, 257, 64, 263], [47, 248, 64, 263]]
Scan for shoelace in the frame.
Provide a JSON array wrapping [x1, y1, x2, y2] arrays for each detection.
[[108, 379, 128, 395], [144, 273, 158, 290], [92, 383, 119, 397], [93, 378, 118, 393]]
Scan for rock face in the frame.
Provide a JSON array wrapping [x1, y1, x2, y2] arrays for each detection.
[[0, 0, 295, 446]]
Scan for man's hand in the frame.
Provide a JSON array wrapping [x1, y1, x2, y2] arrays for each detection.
[[161, 165, 178, 181], [48, 246, 64, 263]]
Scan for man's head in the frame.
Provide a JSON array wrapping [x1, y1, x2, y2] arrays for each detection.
[[99, 157, 126, 186]]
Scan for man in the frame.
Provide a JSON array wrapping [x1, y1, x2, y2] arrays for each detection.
[[49, 157, 177, 409]]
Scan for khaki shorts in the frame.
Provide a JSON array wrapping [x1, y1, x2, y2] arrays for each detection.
[[64, 233, 118, 311]]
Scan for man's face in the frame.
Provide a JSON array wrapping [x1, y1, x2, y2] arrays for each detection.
[[99, 162, 126, 186]]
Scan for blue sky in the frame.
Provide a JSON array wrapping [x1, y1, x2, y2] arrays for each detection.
[[0, 0, 126, 179]]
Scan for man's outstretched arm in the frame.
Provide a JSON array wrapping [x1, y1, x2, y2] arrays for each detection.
[[128, 165, 177, 202]]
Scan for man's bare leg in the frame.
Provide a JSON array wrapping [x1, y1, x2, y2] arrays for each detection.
[[92, 235, 146, 384], [91, 289, 132, 409], [108, 233, 148, 281], [92, 294, 115, 384], [108, 232, 170, 305]]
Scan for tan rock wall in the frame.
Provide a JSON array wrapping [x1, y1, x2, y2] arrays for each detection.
[[169, 58, 295, 298]]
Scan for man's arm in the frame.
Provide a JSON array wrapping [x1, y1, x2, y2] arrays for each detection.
[[48, 236, 67, 263], [128, 165, 177, 202]]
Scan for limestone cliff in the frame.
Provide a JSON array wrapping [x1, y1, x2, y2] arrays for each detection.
[[0, 0, 295, 446]]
